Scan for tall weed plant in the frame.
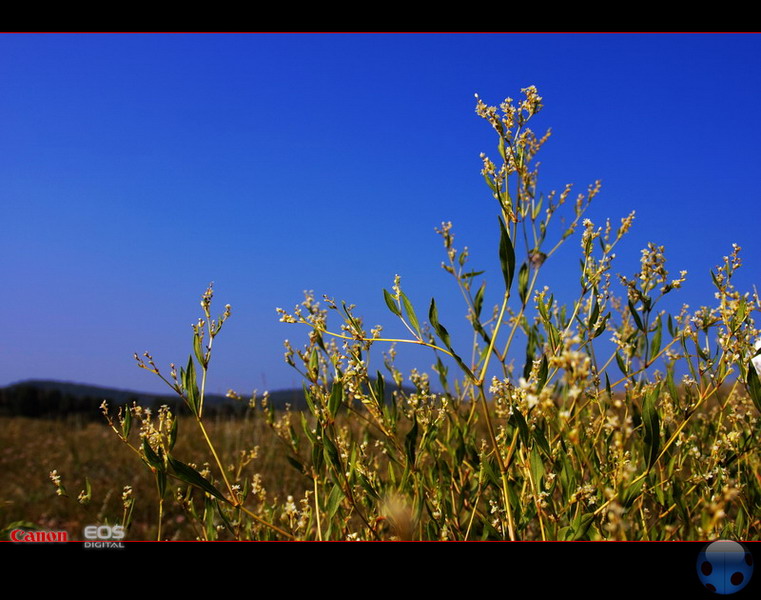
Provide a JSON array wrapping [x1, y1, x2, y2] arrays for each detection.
[[62, 88, 761, 540]]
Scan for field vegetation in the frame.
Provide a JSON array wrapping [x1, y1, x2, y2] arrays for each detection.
[[4, 88, 760, 541]]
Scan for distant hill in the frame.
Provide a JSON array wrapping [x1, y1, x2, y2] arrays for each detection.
[[0, 379, 306, 419], [0, 378, 406, 420]]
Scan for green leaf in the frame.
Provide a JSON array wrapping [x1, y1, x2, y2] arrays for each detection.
[[157, 469, 167, 499], [615, 351, 628, 376], [498, 135, 507, 162], [327, 484, 345, 519], [450, 351, 476, 382], [482, 171, 497, 193], [428, 298, 451, 348], [533, 427, 551, 459], [588, 297, 600, 331], [628, 300, 644, 332], [312, 441, 324, 474], [498, 217, 515, 294], [405, 416, 419, 468], [570, 513, 595, 541], [400, 291, 421, 337], [357, 472, 380, 501], [142, 438, 163, 470], [322, 432, 341, 471], [308, 348, 319, 377], [183, 355, 200, 416], [204, 497, 217, 540], [481, 456, 501, 489], [374, 371, 385, 410], [193, 333, 204, 367], [746, 359, 761, 413], [301, 413, 318, 445], [518, 261, 529, 306], [649, 315, 663, 363], [667, 314, 677, 338], [215, 499, 235, 535], [328, 379, 343, 419], [168, 456, 227, 502], [314, 330, 327, 352], [593, 313, 611, 338], [533, 196, 543, 220], [474, 281, 486, 319], [81, 477, 92, 504], [511, 409, 529, 448], [642, 385, 661, 470], [620, 478, 645, 508], [434, 357, 449, 392], [121, 405, 132, 439], [169, 416, 178, 451], [341, 300, 363, 335], [529, 446, 545, 491], [286, 456, 304, 473], [536, 353, 549, 393]]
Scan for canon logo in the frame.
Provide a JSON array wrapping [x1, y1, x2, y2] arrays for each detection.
[[10, 529, 68, 543]]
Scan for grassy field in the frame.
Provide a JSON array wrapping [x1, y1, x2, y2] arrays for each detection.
[[0, 413, 306, 541]]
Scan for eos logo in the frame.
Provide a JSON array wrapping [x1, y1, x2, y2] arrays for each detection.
[[84, 525, 125, 540], [83, 525, 126, 548]]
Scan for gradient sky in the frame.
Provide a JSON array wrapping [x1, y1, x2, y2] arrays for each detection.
[[2, 33, 760, 396]]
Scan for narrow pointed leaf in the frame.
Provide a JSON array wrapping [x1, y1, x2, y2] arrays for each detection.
[[327, 484, 345, 519], [498, 217, 515, 293], [747, 359, 761, 413], [536, 353, 549, 393], [122, 405, 132, 439], [374, 371, 385, 410], [168, 456, 226, 502], [328, 379, 343, 419], [474, 281, 486, 318], [193, 334, 204, 367], [649, 315, 663, 363], [642, 385, 661, 470], [594, 313, 611, 338], [184, 355, 200, 416], [588, 297, 600, 330], [615, 351, 628, 376], [518, 261, 529, 306], [428, 298, 451, 348], [143, 438, 163, 470], [286, 456, 304, 473], [400, 291, 421, 337], [169, 416, 178, 451], [533, 428, 551, 459], [628, 300, 644, 332], [405, 416, 418, 468], [382, 290, 398, 316], [529, 446, 545, 491]]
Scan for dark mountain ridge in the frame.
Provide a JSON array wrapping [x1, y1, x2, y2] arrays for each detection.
[[0, 379, 306, 419], [0, 378, 409, 419]]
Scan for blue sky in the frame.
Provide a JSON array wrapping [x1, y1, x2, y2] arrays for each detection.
[[2, 33, 760, 396]]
